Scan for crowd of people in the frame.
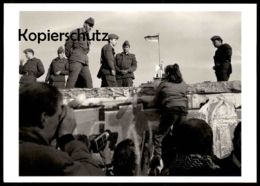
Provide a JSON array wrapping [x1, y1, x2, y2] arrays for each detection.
[[19, 17, 232, 89], [19, 16, 237, 177], [20, 17, 138, 89], [19, 63, 240, 176]]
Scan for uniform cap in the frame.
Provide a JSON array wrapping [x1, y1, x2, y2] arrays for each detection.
[[108, 33, 119, 40], [57, 46, 65, 54], [210, 35, 223, 42], [23, 48, 34, 55], [84, 17, 95, 27], [122, 40, 130, 47]]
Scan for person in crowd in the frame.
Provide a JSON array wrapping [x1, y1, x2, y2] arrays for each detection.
[[109, 139, 137, 176], [97, 33, 119, 87], [211, 35, 232, 81], [165, 118, 221, 176], [115, 40, 137, 87], [218, 122, 241, 176], [19, 48, 45, 86], [150, 63, 189, 172], [45, 46, 69, 88], [65, 17, 94, 88], [19, 82, 104, 176]]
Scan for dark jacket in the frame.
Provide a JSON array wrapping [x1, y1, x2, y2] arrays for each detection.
[[19, 128, 105, 176], [65, 28, 90, 64], [154, 81, 189, 110], [45, 57, 69, 83], [217, 152, 241, 176], [115, 52, 137, 79], [19, 57, 45, 84], [214, 43, 232, 74], [98, 43, 116, 76]]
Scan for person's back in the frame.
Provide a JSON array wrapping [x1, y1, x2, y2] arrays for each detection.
[[65, 27, 90, 64], [156, 80, 188, 110], [168, 118, 221, 176], [151, 64, 189, 172]]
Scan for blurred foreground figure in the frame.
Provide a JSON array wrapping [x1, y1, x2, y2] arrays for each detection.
[[218, 122, 241, 176], [19, 83, 104, 176], [110, 139, 137, 176], [166, 118, 221, 176]]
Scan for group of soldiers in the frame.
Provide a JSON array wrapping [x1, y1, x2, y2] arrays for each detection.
[[19, 17, 138, 89], [19, 17, 233, 89]]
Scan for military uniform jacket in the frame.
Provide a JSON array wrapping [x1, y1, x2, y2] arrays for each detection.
[[115, 52, 137, 79], [45, 57, 69, 82], [99, 43, 116, 76], [214, 43, 232, 70], [65, 28, 90, 64], [19, 57, 45, 83]]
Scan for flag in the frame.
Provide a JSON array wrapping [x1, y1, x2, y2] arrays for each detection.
[[144, 35, 159, 42]]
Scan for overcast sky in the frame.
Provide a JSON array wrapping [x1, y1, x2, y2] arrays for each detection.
[[19, 11, 241, 87]]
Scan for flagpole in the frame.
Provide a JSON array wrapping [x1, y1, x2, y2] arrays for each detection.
[[158, 33, 161, 65]]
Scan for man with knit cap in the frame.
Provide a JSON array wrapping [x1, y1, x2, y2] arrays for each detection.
[[97, 33, 119, 87], [115, 40, 137, 87], [210, 35, 232, 81], [65, 17, 95, 88], [45, 46, 69, 89]]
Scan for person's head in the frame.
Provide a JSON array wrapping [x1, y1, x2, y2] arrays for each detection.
[[233, 122, 241, 162], [23, 48, 34, 60], [164, 63, 183, 83], [57, 46, 65, 58], [112, 139, 136, 176], [19, 83, 63, 141], [108, 34, 119, 47], [83, 17, 94, 32], [211, 35, 223, 48], [122, 40, 130, 53], [173, 118, 213, 155]]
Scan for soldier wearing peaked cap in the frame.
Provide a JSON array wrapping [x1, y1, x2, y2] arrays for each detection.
[[211, 35, 232, 81], [65, 17, 95, 88], [115, 40, 137, 87], [97, 33, 119, 87], [211, 35, 223, 42], [23, 48, 34, 55], [45, 46, 69, 89], [108, 34, 119, 40], [19, 48, 45, 87]]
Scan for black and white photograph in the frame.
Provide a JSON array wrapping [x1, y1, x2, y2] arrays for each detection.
[[3, 3, 257, 183]]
